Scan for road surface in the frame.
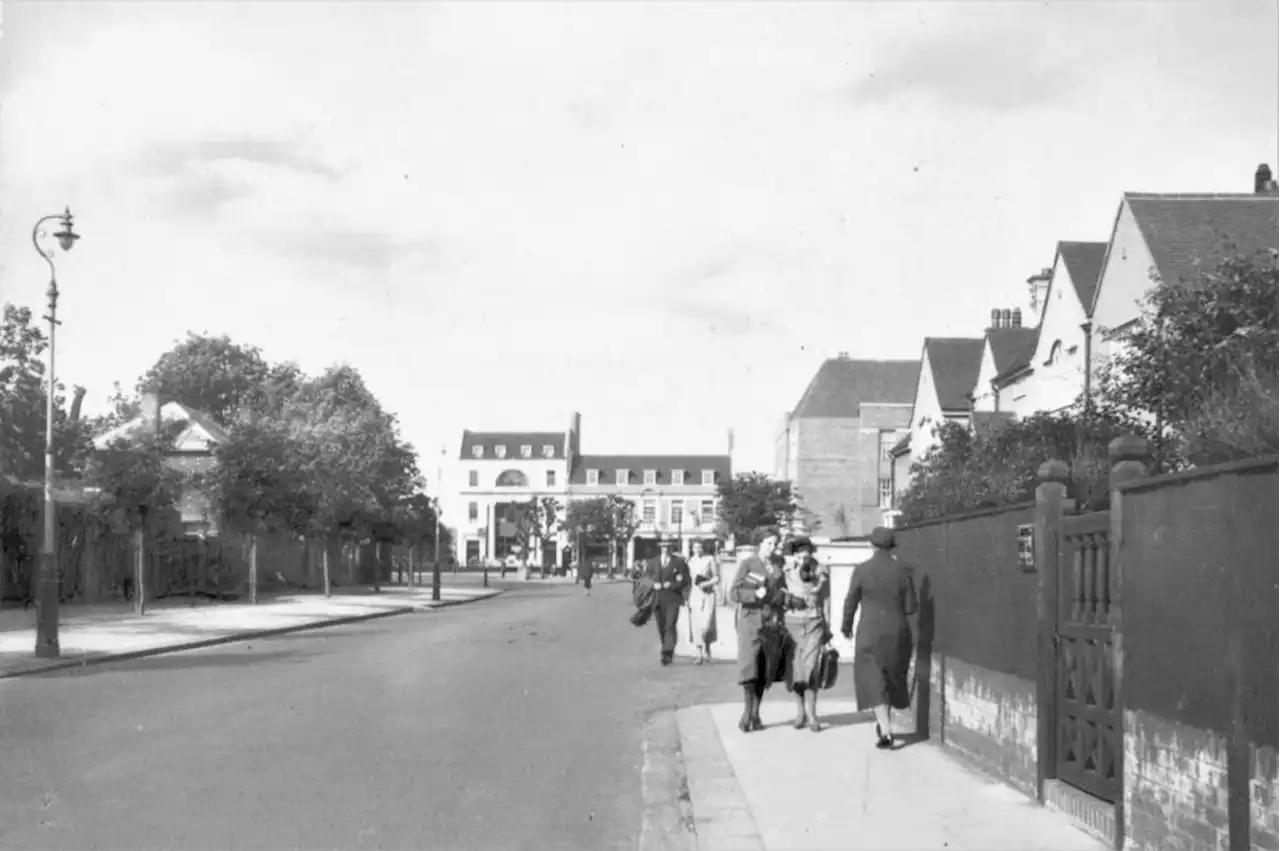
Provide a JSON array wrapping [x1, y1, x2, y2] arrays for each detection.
[[0, 579, 741, 851]]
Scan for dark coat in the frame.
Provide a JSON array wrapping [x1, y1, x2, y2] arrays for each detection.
[[644, 554, 690, 604], [730, 555, 790, 685], [841, 549, 919, 709]]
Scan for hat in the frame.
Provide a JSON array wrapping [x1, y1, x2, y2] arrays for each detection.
[[870, 526, 896, 550], [783, 537, 816, 556]]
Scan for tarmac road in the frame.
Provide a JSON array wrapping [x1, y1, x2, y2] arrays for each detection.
[[0, 579, 742, 851]]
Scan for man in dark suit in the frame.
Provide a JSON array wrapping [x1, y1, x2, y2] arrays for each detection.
[[645, 540, 690, 666]]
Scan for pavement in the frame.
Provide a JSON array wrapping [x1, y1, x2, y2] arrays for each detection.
[[0, 579, 503, 678], [676, 698, 1107, 851]]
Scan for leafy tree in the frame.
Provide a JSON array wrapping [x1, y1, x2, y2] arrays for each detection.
[[140, 333, 274, 428], [518, 496, 561, 574], [1097, 249, 1278, 466], [564, 495, 637, 566], [715, 472, 797, 544]]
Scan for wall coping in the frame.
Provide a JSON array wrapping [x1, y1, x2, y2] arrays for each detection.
[[895, 500, 1036, 531], [1117, 453, 1279, 495]]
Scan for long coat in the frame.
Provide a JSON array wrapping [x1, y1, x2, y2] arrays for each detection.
[[841, 549, 919, 710], [730, 555, 789, 685]]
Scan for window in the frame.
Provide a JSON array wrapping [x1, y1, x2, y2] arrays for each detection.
[[878, 432, 897, 479], [496, 445, 507, 459], [878, 477, 893, 509], [670, 501, 684, 527], [616, 469, 629, 486], [546, 470, 556, 487], [543, 445, 555, 458], [472, 445, 483, 458], [642, 500, 657, 523], [643, 469, 657, 486], [468, 502, 479, 522], [520, 444, 532, 459], [586, 469, 599, 486], [701, 470, 714, 486], [700, 499, 715, 524], [672, 469, 684, 486], [468, 470, 479, 487]]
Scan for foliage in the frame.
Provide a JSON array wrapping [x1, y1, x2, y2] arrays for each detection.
[[85, 429, 186, 530], [714, 472, 797, 544], [139, 333, 278, 428], [1097, 250, 1279, 466], [897, 409, 1142, 524], [563, 495, 638, 559]]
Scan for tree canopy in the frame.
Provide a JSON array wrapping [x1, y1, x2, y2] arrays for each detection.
[[714, 472, 797, 544]]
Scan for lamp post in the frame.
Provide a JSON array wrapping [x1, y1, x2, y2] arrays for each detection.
[[31, 207, 80, 660], [431, 495, 442, 602]]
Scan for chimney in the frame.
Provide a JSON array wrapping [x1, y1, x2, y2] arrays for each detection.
[[836, 351, 850, 360], [1001, 308, 1012, 329], [140, 392, 163, 434], [565, 411, 581, 463], [1012, 308, 1023, 329], [1256, 163, 1278, 195], [69, 386, 87, 424], [1026, 266, 1053, 312], [727, 428, 735, 456], [990, 308, 1001, 329]]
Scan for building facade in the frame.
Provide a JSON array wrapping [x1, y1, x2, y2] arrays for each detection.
[[451, 412, 731, 567], [773, 354, 918, 539]]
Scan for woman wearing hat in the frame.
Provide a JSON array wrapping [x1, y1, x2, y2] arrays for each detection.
[[841, 526, 918, 749], [729, 531, 790, 732], [781, 537, 830, 732]]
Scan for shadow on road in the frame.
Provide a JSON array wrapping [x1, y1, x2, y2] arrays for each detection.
[[50, 648, 323, 677]]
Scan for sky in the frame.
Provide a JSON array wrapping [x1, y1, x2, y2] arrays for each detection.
[[1, 0, 1276, 493]]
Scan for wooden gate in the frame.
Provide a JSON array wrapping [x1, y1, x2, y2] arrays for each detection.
[[1055, 510, 1122, 803]]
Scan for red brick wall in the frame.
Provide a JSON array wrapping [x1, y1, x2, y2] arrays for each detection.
[[925, 654, 1039, 799]]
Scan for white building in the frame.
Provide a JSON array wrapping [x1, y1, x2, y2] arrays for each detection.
[[451, 412, 731, 567]]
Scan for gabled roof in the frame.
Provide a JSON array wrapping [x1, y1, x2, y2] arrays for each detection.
[[569, 454, 732, 486], [923, 338, 984, 412], [790, 358, 919, 419], [1096, 193, 1279, 315], [92, 402, 231, 451], [460, 431, 565, 461], [1057, 241, 1108, 313], [986, 327, 1039, 378]]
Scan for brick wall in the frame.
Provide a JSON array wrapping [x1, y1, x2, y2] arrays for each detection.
[[926, 654, 1039, 799], [794, 417, 862, 534]]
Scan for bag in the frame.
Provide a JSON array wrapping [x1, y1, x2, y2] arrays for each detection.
[[630, 606, 653, 628], [817, 644, 840, 691]]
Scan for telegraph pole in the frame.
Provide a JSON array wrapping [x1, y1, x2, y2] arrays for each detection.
[[432, 445, 443, 602]]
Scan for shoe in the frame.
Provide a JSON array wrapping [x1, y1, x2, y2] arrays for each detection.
[[809, 720, 822, 733], [792, 716, 806, 730], [738, 716, 752, 733], [750, 717, 764, 732]]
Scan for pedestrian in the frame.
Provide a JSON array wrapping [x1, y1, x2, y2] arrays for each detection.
[[644, 540, 689, 666], [841, 526, 919, 750], [580, 558, 594, 595], [781, 537, 830, 732], [687, 540, 720, 664], [729, 531, 790, 732]]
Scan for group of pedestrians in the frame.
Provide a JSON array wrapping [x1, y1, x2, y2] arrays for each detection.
[[630, 525, 918, 750]]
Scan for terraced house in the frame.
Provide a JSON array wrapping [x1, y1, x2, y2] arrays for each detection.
[[452, 412, 731, 568]]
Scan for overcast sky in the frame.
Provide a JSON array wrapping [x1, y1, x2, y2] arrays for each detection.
[[1, 1, 1276, 485]]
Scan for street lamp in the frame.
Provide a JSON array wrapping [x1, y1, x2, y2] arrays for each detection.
[[32, 207, 80, 660]]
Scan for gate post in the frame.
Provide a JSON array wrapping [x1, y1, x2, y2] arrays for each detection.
[[1108, 435, 1150, 851], [1035, 459, 1069, 803]]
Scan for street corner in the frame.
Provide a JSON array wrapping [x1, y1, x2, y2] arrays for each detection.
[[674, 704, 766, 851]]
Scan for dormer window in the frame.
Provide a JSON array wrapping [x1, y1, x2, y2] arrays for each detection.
[[520, 444, 532, 458], [543, 445, 555, 458], [472, 445, 483, 458], [643, 469, 657, 486], [496, 445, 507, 459], [672, 469, 685, 486], [586, 469, 599, 486], [701, 470, 714, 486], [616, 469, 629, 486]]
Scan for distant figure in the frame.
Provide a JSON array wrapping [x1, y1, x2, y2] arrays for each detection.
[[841, 526, 919, 749], [686, 541, 720, 664], [579, 558, 594, 595], [644, 540, 689, 666]]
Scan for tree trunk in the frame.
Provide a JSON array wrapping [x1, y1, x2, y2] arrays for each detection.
[[197, 534, 208, 595], [407, 546, 416, 588], [322, 542, 332, 598], [248, 534, 258, 605], [133, 528, 146, 616]]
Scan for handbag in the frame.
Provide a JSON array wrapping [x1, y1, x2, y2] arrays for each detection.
[[817, 643, 840, 691]]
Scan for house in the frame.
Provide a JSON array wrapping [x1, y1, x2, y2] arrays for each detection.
[[453, 412, 731, 567], [890, 337, 985, 501], [774, 353, 919, 538], [994, 241, 1107, 417], [1090, 165, 1280, 373], [970, 307, 1039, 414], [92, 393, 231, 536]]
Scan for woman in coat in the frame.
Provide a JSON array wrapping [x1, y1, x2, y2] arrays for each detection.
[[686, 541, 720, 664], [841, 527, 918, 749], [729, 532, 789, 732]]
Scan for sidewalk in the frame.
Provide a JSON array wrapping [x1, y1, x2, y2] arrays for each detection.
[[677, 698, 1107, 851], [0, 585, 502, 678]]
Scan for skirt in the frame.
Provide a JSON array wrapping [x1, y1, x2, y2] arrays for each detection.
[[736, 608, 764, 684], [689, 587, 717, 645], [784, 617, 826, 692]]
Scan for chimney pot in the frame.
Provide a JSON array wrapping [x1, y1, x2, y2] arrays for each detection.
[[837, 351, 850, 360], [1012, 308, 1022, 328], [1256, 164, 1273, 194], [990, 308, 1000, 328], [1001, 308, 1012, 329]]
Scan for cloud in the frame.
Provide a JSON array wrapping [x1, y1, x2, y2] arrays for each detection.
[[850, 29, 1077, 113]]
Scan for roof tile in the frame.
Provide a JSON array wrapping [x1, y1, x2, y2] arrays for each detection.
[[1057, 241, 1108, 311], [569, 455, 731, 486], [1125, 194, 1279, 289], [791, 358, 919, 418], [460, 431, 565, 461], [924, 338, 985, 412]]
